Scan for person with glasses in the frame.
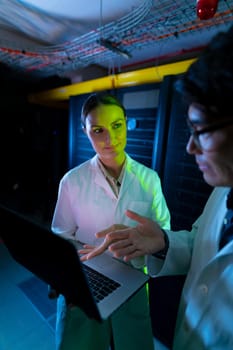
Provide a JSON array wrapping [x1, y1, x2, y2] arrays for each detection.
[[82, 25, 233, 350]]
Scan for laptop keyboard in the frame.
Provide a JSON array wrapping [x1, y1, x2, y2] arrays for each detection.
[[82, 264, 121, 302]]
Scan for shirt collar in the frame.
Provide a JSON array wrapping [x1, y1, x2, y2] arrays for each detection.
[[97, 157, 126, 185]]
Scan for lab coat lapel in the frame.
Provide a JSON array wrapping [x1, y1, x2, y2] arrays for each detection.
[[90, 155, 117, 199], [89, 154, 137, 199], [120, 155, 137, 196]]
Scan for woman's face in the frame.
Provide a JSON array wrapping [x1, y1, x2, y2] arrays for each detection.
[[186, 103, 233, 187], [84, 104, 127, 162]]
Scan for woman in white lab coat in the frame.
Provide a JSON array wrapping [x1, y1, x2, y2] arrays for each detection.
[[51, 92, 171, 350]]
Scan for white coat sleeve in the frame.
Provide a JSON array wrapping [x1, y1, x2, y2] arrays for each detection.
[[146, 219, 198, 277], [51, 175, 78, 238]]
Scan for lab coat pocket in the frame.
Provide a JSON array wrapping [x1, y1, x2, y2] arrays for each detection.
[[124, 200, 151, 226]]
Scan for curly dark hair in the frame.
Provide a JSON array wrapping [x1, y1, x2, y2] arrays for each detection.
[[81, 92, 126, 128], [175, 24, 233, 118]]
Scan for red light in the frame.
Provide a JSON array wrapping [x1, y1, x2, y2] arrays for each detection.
[[196, 0, 219, 20]]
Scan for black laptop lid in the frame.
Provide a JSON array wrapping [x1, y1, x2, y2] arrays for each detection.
[[0, 204, 101, 321]]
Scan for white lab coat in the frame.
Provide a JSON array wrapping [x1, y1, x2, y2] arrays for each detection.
[[52, 153, 170, 350], [147, 186, 233, 350]]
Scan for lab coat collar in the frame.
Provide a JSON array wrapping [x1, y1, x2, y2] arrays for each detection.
[[89, 154, 138, 198]]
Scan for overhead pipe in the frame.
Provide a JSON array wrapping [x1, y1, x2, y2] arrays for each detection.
[[28, 58, 196, 106]]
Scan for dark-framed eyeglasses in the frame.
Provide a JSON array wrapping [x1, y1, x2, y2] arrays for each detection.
[[186, 118, 233, 150]]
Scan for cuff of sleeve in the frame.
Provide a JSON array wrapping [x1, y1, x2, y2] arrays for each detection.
[[152, 229, 169, 260]]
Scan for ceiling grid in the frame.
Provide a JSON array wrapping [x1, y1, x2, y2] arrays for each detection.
[[0, 0, 232, 81]]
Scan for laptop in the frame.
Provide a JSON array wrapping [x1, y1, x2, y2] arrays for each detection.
[[0, 204, 149, 322]]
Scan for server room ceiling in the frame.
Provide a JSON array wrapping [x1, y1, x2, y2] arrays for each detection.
[[1, 0, 233, 83]]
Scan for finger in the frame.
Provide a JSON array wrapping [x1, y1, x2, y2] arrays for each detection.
[[87, 246, 105, 258], [84, 238, 113, 260], [107, 230, 130, 240], [83, 244, 95, 249], [95, 224, 128, 238], [125, 210, 148, 224], [111, 246, 145, 262], [86, 235, 124, 260], [78, 248, 93, 254], [96, 229, 110, 238], [81, 247, 104, 260], [95, 225, 117, 238], [111, 245, 139, 259], [78, 244, 96, 255], [80, 253, 98, 262], [80, 254, 88, 262], [109, 238, 131, 251], [79, 248, 101, 261]]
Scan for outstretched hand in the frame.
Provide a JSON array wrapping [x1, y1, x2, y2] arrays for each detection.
[[105, 210, 165, 262], [79, 211, 165, 262]]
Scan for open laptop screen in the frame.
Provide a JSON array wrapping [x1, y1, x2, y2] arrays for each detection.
[[0, 204, 101, 321]]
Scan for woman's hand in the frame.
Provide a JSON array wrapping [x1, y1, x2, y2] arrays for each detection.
[[78, 224, 128, 261]]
